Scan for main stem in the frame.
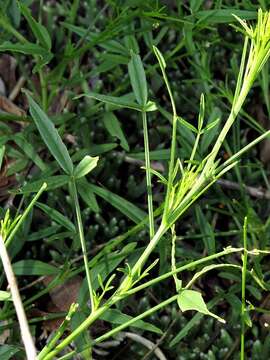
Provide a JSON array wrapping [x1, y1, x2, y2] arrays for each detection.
[[241, 217, 248, 360], [70, 180, 95, 312]]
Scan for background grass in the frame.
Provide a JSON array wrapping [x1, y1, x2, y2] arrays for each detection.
[[0, 1, 270, 359]]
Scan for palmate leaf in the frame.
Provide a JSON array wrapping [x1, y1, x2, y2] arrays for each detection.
[[25, 92, 74, 175]]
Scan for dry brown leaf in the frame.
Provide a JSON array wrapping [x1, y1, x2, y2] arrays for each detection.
[[0, 95, 26, 116], [43, 275, 82, 312]]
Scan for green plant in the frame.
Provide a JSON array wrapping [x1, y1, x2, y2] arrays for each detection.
[[0, 3, 270, 360]]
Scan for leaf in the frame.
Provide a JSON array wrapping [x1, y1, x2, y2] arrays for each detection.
[[153, 45, 166, 70], [15, 175, 69, 194], [0, 145, 5, 169], [13, 134, 47, 171], [12, 260, 59, 276], [100, 309, 162, 334], [170, 296, 221, 347], [177, 289, 225, 323], [77, 179, 100, 213], [128, 51, 148, 106], [75, 92, 142, 111], [74, 155, 99, 179], [0, 290, 11, 301], [87, 182, 146, 223], [36, 202, 75, 232], [198, 93, 205, 131], [0, 345, 20, 360], [194, 10, 256, 24], [0, 41, 48, 56], [103, 112, 129, 151], [20, 3, 51, 50], [177, 116, 198, 133], [25, 92, 74, 175]]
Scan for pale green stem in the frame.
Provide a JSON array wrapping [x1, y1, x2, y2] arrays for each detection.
[[171, 225, 181, 290], [241, 217, 248, 360], [188, 129, 201, 170], [93, 294, 178, 344], [142, 111, 155, 239], [39, 246, 242, 359], [38, 303, 78, 359], [70, 180, 95, 313]]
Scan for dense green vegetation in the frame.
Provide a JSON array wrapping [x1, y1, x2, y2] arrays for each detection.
[[0, 1, 270, 359]]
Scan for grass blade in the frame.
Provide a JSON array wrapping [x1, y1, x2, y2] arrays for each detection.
[[25, 91, 74, 175]]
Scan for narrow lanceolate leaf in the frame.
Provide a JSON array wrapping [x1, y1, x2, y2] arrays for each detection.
[[128, 52, 148, 107], [87, 182, 147, 223], [76, 92, 142, 111], [20, 3, 51, 50], [74, 155, 99, 179], [12, 260, 59, 276], [0, 41, 48, 56], [177, 289, 225, 323], [103, 112, 129, 151], [36, 202, 75, 232], [153, 46, 166, 70], [25, 92, 74, 175]]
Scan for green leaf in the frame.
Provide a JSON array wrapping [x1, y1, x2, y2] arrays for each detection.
[[100, 309, 162, 334], [36, 202, 75, 232], [0, 145, 5, 169], [74, 155, 99, 179], [177, 290, 225, 323], [75, 92, 142, 111], [15, 175, 69, 194], [153, 45, 166, 70], [0, 41, 48, 56], [13, 134, 47, 171], [25, 92, 74, 175], [198, 93, 205, 131], [77, 179, 100, 213], [87, 183, 147, 223], [0, 290, 11, 301], [20, 3, 51, 50], [128, 51, 148, 106], [0, 345, 20, 360], [12, 260, 59, 276], [170, 296, 221, 347], [194, 10, 256, 24], [103, 112, 129, 151], [177, 116, 198, 133]]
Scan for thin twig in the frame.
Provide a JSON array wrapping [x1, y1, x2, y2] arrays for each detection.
[[217, 178, 270, 199], [121, 331, 167, 360], [0, 234, 36, 359]]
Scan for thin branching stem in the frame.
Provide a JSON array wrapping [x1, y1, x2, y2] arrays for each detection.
[[142, 110, 155, 239], [241, 217, 248, 360]]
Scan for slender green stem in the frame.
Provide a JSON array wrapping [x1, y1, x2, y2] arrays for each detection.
[[127, 247, 242, 295], [38, 303, 78, 359], [5, 183, 47, 248], [70, 180, 95, 312], [142, 111, 155, 239], [39, 70, 48, 111], [93, 295, 178, 344], [241, 217, 248, 360]]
